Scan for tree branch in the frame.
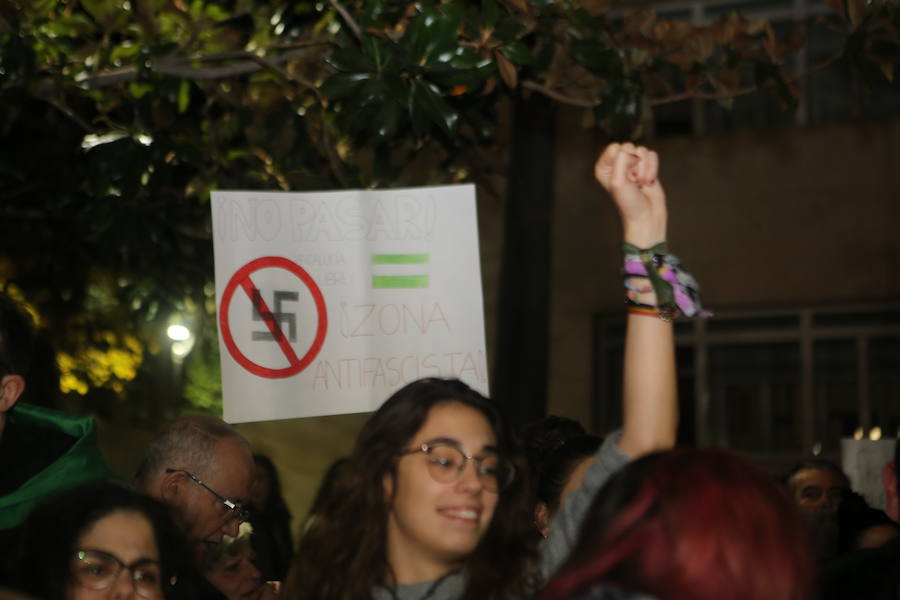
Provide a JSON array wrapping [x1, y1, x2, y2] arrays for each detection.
[[524, 53, 842, 109], [245, 55, 351, 188], [328, 0, 363, 41], [82, 46, 326, 88], [39, 93, 94, 132], [648, 54, 841, 106], [521, 80, 601, 107]]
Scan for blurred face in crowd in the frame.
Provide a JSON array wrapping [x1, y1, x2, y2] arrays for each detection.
[[536, 456, 596, 537], [174, 438, 254, 548], [789, 468, 848, 561], [384, 402, 501, 580], [68, 510, 162, 600], [206, 543, 274, 600], [790, 468, 848, 517], [248, 462, 272, 510]]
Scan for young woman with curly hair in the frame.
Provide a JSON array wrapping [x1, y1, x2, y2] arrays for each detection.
[[285, 143, 686, 600]]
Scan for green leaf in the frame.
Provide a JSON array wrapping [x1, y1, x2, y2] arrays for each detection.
[[571, 39, 621, 78], [320, 72, 371, 100], [483, 0, 501, 30], [460, 104, 495, 140], [358, 78, 390, 107], [449, 47, 488, 70], [372, 100, 404, 143], [363, 34, 394, 71], [493, 19, 526, 43], [42, 13, 97, 38], [79, 0, 117, 28], [567, 7, 597, 30], [128, 82, 153, 99], [382, 73, 410, 104], [499, 41, 534, 65], [412, 80, 459, 137], [110, 43, 141, 65], [429, 67, 482, 88], [361, 0, 386, 28], [423, 6, 463, 66], [177, 79, 190, 114], [328, 46, 374, 73], [407, 83, 430, 138], [401, 6, 435, 64], [601, 78, 643, 139]]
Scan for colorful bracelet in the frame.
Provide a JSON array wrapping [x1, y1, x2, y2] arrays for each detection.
[[622, 241, 709, 320], [626, 305, 659, 318]]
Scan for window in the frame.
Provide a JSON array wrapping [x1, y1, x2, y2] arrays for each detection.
[[593, 305, 900, 461], [641, 0, 900, 137]]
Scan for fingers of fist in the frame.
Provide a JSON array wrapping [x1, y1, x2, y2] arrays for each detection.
[[594, 143, 660, 191]]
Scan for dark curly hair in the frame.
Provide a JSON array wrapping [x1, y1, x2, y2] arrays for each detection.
[[285, 377, 540, 600], [15, 480, 191, 600]]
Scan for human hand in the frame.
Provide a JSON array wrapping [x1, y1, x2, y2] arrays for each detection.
[[257, 581, 280, 600], [594, 143, 666, 248]]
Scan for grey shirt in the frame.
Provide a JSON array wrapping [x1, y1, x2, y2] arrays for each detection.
[[373, 433, 631, 600]]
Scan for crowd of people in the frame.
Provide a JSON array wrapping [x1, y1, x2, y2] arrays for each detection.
[[1, 144, 898, 600]]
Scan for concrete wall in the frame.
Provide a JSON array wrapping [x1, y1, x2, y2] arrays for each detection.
[[547, 109, 900, 425]]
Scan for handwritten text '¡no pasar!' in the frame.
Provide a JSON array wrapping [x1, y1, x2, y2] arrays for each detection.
[[215, 194, 438, 243], [340, 302, 450, 338]]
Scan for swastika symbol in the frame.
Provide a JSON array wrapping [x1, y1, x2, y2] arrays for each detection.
[[251, 290, 298, 343]]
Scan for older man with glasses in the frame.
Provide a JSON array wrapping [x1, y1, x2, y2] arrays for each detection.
[[134, 414, 256, 600], [135, 415, 255, 555]]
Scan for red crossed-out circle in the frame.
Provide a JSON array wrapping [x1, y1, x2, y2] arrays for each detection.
[[219, 256, 327, 379]]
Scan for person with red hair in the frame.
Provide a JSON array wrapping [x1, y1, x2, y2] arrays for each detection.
[[539, 449, 815, 600]]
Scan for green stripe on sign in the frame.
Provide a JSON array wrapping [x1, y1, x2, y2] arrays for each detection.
[[372, 253, 429, 264], [373, 275, 430, 288]]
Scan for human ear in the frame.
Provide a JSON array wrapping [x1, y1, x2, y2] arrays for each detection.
[[382, 472, 394, 504], [534, 502, 551, 538], [0, 374, 25, 413], [883, 461, 899, 522], [160, 469, 185, 507]]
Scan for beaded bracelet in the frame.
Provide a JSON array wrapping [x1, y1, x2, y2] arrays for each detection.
[[622, 241, 709, 320]]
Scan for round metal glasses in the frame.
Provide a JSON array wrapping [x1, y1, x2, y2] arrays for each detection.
[[71, 549, 163, 598], [400, 442, 516, 492]]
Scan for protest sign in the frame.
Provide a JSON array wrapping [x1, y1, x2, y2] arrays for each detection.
[[841, 437, 896, 510], [211, 185, 488, 423]]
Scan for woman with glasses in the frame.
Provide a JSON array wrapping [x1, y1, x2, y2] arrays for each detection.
[[15, 480, 190, 600], [285, 143, 690, 600]]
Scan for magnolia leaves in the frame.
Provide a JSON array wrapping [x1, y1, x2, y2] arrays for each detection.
[[321, 0, 538, 146]]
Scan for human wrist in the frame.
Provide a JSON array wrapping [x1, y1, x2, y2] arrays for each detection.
[[621, 206, 666, 248], [623, 226, 666, 249]]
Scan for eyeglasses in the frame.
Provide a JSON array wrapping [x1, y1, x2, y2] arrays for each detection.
[[71, 549, 163, 598], [165, 468, 250, 523], [399, 442, 515, 492]]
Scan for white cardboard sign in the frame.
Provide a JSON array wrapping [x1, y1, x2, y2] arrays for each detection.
[[211, 185, 488, 423], [840, 437, 896, 510]]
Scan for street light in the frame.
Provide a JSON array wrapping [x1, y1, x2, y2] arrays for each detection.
[[167, 324, 191, 341], [167, 321, 195, 359]]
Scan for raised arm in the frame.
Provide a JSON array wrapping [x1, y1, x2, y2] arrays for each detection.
[[594, 143, 676, 457]]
